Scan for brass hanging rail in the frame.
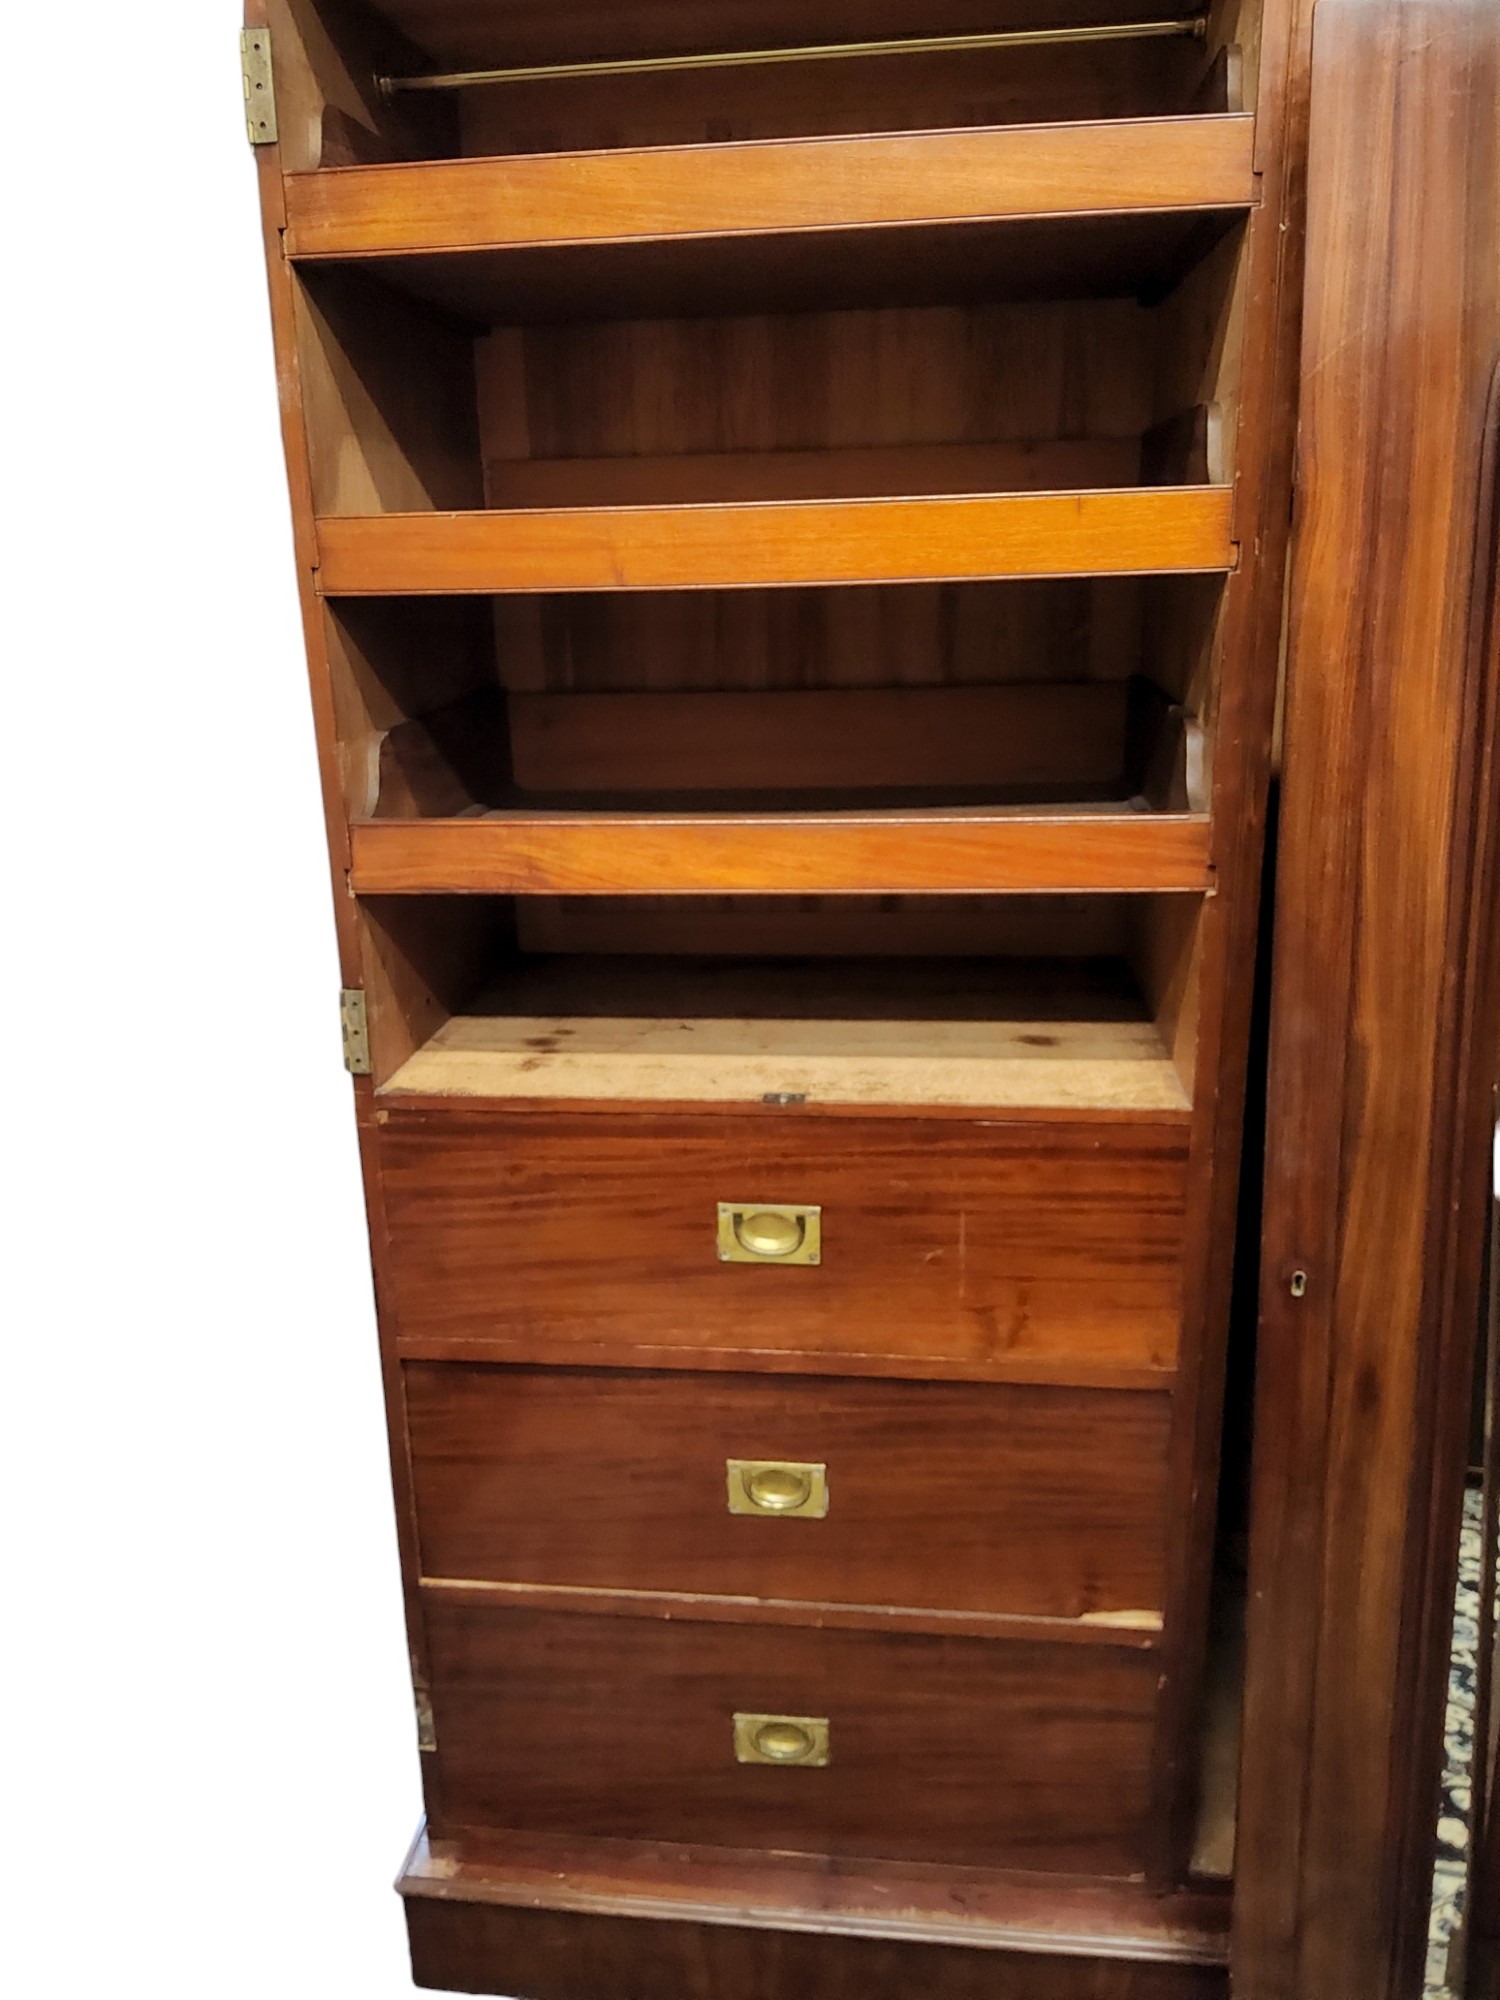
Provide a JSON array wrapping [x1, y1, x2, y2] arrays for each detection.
[[379, 17, 1209, 95]]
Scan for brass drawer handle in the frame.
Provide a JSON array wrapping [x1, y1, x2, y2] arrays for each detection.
[[733, 1712, 831, 1767], [726, 1459, 829, 1518], [717, 1203, 822, 1265]]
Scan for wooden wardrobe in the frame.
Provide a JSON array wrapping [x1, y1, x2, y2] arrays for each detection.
[[243, 2, 1500, 1995]]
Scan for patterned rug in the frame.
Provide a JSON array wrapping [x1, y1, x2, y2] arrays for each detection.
[[1426, 1483, 1487, 1998]]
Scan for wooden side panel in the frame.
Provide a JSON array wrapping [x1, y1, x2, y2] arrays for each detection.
[[1234, 0, 1500, 1994], [283, 119, 1256, 257], [422, 1601, 1159, 1872], [375, 1109, 1188, 1382], [405, 1364, 1173, 1620]]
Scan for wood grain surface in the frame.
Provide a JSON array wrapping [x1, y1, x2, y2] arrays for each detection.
[[244, 0, 1312, 1964], [362, 1, 1211, 72], [284, 118, 1255, 258], [312, 212, 1245, 325], [374, 1107, 1188, 1380], [382, 1009, 1189, 1114], [350, 808, 1213, 896], [405, 1363, 1172, 1620], [398, 1817, 1230, 1962], [1234, 0, 1500, 1993], [315, 489, 1236, 593], [505, 684, 1135, 795], [406, 1899, 1228, 2000], [422, 1599, 1159, 1871], [449, 37, 1220, 161], [407, 1888, 1225, 2000]]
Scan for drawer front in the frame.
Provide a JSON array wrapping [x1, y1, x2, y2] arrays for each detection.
[[424, 1603, 1157, 1874], [378, 1111, 1188, 1378], [407, 1363, 1171, 1622]]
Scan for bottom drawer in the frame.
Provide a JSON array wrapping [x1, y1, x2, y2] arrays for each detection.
[[424, 1603, 1157, 1875]]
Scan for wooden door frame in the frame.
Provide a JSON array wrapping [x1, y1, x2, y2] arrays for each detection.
[[1233, 0, 1500, 1993]]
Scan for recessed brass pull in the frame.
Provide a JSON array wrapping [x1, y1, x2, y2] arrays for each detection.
[[717, 1203, 822, 1265], [733, 1712, 831, 1767], [727, 1459, 829, 1519]]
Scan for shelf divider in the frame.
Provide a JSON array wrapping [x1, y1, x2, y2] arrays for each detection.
[[349, 810, 1213, 896], [285, 116, 1255, 260], [316, 488, 1235, 595]]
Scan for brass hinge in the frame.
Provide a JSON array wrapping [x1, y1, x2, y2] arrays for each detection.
[[240, 28, 278, 145], [415, 1690, 437, 1754], [340, 989, 372, 1075]]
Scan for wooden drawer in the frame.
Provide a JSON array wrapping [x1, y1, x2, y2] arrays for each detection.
[[377, 1110, 1188, 1382], [424, 1602, 1157, 1874], [407, 1364, 1171, 1623]]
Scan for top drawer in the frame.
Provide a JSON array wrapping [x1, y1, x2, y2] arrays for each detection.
[[376, 1109, 1187, 1383]]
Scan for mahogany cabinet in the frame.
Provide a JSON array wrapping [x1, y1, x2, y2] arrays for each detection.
[[244, 2, 1500, 1995]]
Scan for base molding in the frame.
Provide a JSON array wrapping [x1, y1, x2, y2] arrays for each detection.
[[399, 1825, 1230, 2000]]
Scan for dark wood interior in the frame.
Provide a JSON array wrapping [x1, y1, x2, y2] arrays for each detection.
[[267, 0, 1253, 169], [326, 580, 1218, 830], [293, 235, 1246, 514]]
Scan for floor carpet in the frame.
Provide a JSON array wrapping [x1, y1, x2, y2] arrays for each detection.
[[1426, 1483, 1488, 1998]]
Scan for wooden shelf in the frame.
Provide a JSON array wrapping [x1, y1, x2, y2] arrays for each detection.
[[316, 488, 1234, 594], [285, 117, 1255, 262], [380, 955, 1190, 1112], [297, 211, 1245, 324], [349, 806, 1211, 895]]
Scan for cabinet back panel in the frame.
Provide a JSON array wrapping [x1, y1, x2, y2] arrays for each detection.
[[458, 43, 1209, 159], [477, 301, 1153, 472], [489, 578, 1146, 693], [276, 3, 1229, 167]]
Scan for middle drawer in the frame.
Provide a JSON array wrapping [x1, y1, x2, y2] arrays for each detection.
[[406, 1364, 1171, 1623]]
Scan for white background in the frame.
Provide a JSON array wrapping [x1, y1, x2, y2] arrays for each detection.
[[6, 5, 430, 1992]]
